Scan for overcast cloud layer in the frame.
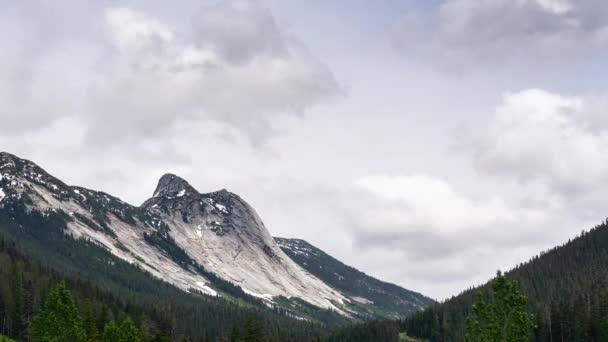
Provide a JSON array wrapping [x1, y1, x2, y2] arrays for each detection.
[[2, 0, 608, 300]]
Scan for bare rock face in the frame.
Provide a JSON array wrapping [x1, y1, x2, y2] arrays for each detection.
[[142, 174, 347, 310], [151, 173, 198, 198]]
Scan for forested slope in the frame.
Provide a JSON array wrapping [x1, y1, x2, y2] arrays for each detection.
[[0, 202, 342, 341], [403, 219, 608, 342]]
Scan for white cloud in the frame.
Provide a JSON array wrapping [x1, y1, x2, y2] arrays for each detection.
[[0, 1, 341, 147], [348, 173, 566, 257], [342, 172, 581, 298], [476, 89, 608, 194], [105, 7, 174, 55], [535, 0, 572, 14], [89, 1, 340, 145], [393, 0, 608, 67], [192, 0, 287, 63], [353, 174, 515, 235]]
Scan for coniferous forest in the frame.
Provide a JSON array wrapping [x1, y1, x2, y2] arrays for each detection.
[[402, 219, 608, 342], [0, 198, 401, 341]]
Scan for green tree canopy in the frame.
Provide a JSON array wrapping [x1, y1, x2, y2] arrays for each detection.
[[102, 320, 120, 342], [101, 318, 142, 342], [465, 271, 536, 342], [119, 318, 142, 342], [29, 282, 87, 342]]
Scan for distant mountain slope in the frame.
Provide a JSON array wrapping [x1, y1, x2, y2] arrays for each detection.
[[403, 220, 608, 342], [0, 151, 431, 323], [0, 217, 333, 341], [276, 238, 434, 319]]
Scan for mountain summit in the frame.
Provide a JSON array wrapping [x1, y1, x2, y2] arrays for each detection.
[[152, 173, 198, 198]]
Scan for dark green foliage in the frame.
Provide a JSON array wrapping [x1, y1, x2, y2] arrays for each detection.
[[118, 318, 142, 342], [29, 282, 87, 342], [276, 238, 434, 319], [142, 230, 194, 270], [403, 219, 608, 342], [72, 213, 115, 238], [0, 205, 333, 341], [465, 272, 535, 342], [242, 317, 264, 342], [102, 321, 120, 342], [83, 300, 99, 342], [325, 320, 400, 342], [272, 296, 351, 326]]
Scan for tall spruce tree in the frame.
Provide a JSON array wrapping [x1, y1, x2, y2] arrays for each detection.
[[29, 282, 86, 342], [83, 300, 99, 342], [102, 321, 120, 342], [465, 272, 535, 342], [119, 318, 142, 342]]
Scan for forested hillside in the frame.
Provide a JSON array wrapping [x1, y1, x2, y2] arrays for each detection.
[[0, 204, 342, 341], [403, 219, 608, 341]]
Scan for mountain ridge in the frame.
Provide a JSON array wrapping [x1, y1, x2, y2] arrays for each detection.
[[275, 237, 434, 318], [0, 151, 431, 321]]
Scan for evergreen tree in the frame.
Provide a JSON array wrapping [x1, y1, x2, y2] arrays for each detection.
[[465, 272, 535, 342], [97, 304, 111, 334], [83, 300, 99, 342], [243, 317, 264, 342], [102, 321, 120, 342], [119, 318, 142, 342], [10, 264, 25, 341], [29, 282, 86, 342]]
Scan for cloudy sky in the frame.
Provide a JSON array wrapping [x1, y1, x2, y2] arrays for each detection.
[[3, 0, 608, 300]]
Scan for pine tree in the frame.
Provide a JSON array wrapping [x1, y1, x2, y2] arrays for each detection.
[[465, 272, 536, 342], [29, 282, 87, 342]]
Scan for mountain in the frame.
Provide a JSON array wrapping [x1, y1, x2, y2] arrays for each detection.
[[0, 151, 430, 324], [276, 238, 433, 319], [402, 219, 608, 342]]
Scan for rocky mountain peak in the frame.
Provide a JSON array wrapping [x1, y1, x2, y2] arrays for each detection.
[[0, 152, 20, 173], [153, 173, 198, 198]]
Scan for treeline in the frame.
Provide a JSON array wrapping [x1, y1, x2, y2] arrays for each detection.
[[325, 320, 400, 342], [0, 199, 333, 342], [25, 281, 289, 342], [0, 232, 401, 342], [0, 237, 328, 341], [403, 219, 608, 341]]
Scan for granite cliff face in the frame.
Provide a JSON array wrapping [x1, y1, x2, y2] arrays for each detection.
[[141, 173, 346, 309]]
